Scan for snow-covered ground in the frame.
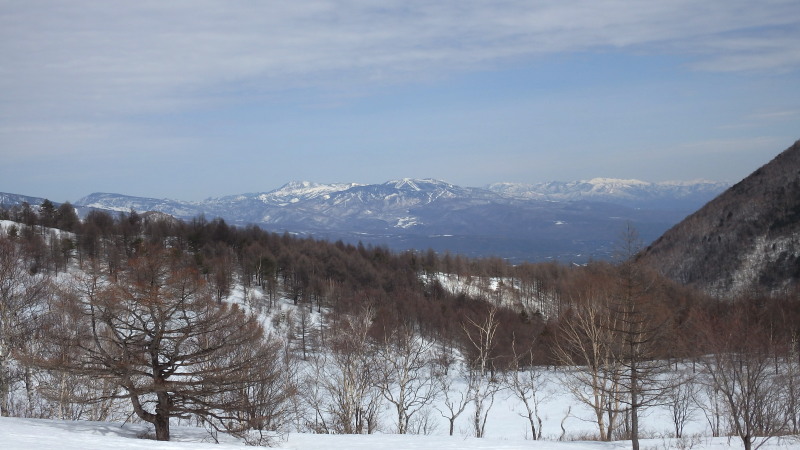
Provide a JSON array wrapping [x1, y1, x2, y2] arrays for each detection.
[[426, 272, 560, 317], [2, 416, 799, 449]]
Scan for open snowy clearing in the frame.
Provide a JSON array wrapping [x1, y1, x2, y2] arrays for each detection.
[[2, 417, 799, 450]]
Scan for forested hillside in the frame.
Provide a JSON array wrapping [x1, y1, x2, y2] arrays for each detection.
[[639, 139, 800, 297], [1, 203, 799, 449]]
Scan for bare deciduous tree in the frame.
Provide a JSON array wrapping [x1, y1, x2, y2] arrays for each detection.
[[786, 337, 800, 434], [696, 380, 724, 438], [37, 247, 282, 441], [311, 305, 382, 434], [432, 342, 470, 436], [609, 267, 671, 448], [227, 337, 297, 446], [611, 224, 674, 450], [32, 268, 124, 422], [374, 323, 438, 434], [462, 306, 503, 438], [504, 338, 548, 440], [664, 368, 698, 438], [553, 293, 624, 441]]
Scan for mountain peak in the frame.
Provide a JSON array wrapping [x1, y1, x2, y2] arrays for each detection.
[[272, 181, 361, 195], [385, 178, 453, 191], [585, 177, 651, 187], [280, 180, 316, 190]]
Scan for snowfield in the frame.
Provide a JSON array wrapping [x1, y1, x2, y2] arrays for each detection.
[[2, 416, 799, 449]]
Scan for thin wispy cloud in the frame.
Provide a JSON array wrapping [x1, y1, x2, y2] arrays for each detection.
[[1, 1, 798, 201], [749, 110, 800, 121], [2, 1, 798, 119]]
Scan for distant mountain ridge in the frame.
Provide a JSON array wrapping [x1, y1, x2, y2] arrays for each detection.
[[639, 140, 800, 297], [488, 178, 728, 209], [0, 192, 58, 209], [76, 177, 724, 215], [4, 177, 728, 262]]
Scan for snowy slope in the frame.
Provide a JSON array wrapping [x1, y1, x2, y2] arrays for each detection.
[[219, 181, 363, 207], [0, 417, 244, 449], [76, 192, 204, 217]]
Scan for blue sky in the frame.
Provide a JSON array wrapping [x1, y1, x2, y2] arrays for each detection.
[[1, 0, 799, 202]]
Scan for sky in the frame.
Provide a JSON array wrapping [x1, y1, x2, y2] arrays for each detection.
[[1, 1, 799, 203]]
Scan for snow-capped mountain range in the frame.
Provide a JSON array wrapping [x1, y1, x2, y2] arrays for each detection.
[[78, 177, 724, 215], [487, 178, 728, 207], [7, 178, 728, 262]]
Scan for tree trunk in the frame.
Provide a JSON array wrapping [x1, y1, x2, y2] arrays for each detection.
[[631, 404, 639, 450], [473, 401, 482, 438], [154, 390, 172, 441], [154, 412, 170, 441], [129, 390, 171, 441], [24, 366, 34, 415], [631, 365, 639, 450], [528, 411, 537, 440]]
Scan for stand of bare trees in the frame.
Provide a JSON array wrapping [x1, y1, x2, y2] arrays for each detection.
[[305, 306, 382, 434], [695, 307, 798, 450], [0, 236, 51, 417]]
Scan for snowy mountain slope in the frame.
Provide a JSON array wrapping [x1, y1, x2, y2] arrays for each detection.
[[0, 192, 51, 208], [76, 192, 205, 217], [213, 181, 363, 207], [426, 272, 561, 318]]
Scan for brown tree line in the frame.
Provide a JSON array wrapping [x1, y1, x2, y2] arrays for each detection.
[[1, 202, 799, 446]]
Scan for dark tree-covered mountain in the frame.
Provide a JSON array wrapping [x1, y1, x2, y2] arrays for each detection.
[[638, 139, 800, 297]]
